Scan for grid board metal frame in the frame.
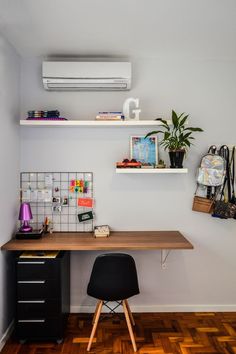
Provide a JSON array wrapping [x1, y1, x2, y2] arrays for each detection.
[[20, 172, 94, 232]]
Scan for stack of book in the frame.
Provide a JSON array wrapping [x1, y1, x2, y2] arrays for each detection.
[[27, 110, 67, 121], [94, 225, 110, 238], [95, 112, 124, 121]]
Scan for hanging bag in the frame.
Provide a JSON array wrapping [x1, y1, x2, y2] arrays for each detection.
[[192, 195, 215, 213], [192, 146, 225, 213], [212, 146, 236, 219]]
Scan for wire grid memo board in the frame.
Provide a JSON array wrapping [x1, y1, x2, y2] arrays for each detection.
[[20, 172, 94, 232]]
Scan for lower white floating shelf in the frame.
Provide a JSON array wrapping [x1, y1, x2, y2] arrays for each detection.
[[116, 168, 188, 174]]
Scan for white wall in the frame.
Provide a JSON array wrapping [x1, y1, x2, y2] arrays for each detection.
[[20, 57, 236, 312], [0, 34, 20, 341]]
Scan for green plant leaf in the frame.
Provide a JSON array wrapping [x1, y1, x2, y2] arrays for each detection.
[[145, 131, 164, 138], [172, 110, 178, 128], [182, 132, 192, 140], [179, 115, 188, 127], [185, 140, 191, 147], [164, 132, 171, 140], [155, 118, 170, 130], [184, 127, 203, 132]]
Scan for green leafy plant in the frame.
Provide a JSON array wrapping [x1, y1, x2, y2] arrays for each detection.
[[145, 110, 203, 151]]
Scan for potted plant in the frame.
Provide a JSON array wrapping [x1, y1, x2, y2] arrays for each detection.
[[145, 110, 203, 168]]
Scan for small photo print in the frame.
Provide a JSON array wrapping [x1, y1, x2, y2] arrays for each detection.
[[52, 196, 61, 203]]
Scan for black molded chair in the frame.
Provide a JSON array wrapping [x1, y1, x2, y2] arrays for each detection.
[[86, 253, 139, 351]]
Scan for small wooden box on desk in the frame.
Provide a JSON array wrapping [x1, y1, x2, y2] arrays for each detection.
[[15, 251, 70, 343]]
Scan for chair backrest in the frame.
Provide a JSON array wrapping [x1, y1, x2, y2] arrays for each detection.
[[87, 253, 139, 301]]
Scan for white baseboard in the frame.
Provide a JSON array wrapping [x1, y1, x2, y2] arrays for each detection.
[[70, 304, 236, 313], [0, 320, 14, 352]]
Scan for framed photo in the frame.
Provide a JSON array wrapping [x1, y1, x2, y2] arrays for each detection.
[[130, 136, 158, 165]]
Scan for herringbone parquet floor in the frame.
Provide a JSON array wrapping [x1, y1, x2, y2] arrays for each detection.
[[2, 312, 236, 354]]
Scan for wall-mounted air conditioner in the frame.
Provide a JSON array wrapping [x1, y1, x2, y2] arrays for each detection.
[[42, 61, 131, 91]]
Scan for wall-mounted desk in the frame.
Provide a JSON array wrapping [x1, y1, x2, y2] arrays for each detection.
[[1, 231, 193, 268], [1, 231, 193, 342], [1, 230, 193, 251]]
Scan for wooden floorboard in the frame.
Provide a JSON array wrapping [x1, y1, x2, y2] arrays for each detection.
[[2, 313, 236, 354]]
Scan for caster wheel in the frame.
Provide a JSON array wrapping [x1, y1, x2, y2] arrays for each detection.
[[19, 339, 26, 344], [56, 338, 63, 344]]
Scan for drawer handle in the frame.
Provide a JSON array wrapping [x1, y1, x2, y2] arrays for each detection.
[[17, 261, 45, 265], [18, 300, 45, 304], [17, 280, 46, 284], [18, 319, 45, 323]]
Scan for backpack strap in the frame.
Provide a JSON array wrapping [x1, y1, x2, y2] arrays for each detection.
[[219, 145, 230, 201], [208, 145, 217, 154], [229, 146, 235, 202], [206, 145, 217, 199]]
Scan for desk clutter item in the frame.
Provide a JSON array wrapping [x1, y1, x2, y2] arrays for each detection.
[[20, 251, 59, 258], [15, 229, 44, 240], [94, 225, 110, 237], [27, 110, 67, 121], [18, 202, 33, 232], [20, 172, 94, 232], [95, 111, 125, 121]]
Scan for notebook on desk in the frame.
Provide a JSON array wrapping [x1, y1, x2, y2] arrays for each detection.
[[15, 229, 44, 240], [19, 251, 59, 258]]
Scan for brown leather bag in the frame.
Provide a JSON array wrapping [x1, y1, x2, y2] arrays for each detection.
[[192, 196, 214, 213]]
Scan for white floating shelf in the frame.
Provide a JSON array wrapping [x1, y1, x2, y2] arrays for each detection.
[[20, 120, 171, 127], [116, 168, 188, 174]]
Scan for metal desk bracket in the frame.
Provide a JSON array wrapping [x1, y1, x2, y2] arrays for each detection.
[[161, 250, 171, 270]]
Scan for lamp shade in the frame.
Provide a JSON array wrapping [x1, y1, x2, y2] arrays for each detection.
[[18, 202, 33, 221]]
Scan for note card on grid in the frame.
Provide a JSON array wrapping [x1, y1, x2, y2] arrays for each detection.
[[22, 189, 31, 201], [78, 197, 93, 208]]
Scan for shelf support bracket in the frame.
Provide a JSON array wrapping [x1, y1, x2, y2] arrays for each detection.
[[161, 249, 171, 270]]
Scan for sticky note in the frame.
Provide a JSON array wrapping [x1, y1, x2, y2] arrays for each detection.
[[70, 180, 76, 187], [78, 198, 93, 208], [69, 186, 74, 193]]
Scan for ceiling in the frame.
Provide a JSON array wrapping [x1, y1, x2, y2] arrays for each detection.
[[1, 0, 236, 59]]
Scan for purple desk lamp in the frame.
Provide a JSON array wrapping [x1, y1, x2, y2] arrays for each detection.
[[19, 202, 33, 232]]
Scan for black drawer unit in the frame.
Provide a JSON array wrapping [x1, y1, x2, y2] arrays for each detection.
[[15, 251, 70, 343]]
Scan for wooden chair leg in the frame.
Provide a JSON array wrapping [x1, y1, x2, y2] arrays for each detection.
[[124, 299, 135, 326], [87, 300, 103, 351], [122, 300, 137, 352], [92, 300, 101, 324]]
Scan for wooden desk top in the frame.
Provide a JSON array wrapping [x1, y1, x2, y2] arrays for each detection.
[[1, 231, 193, 251]]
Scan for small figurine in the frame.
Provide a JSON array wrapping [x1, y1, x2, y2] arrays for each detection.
[[156, 159, 166, 168]]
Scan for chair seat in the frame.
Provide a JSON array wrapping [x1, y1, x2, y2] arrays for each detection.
[[87, 282, 139, 301]]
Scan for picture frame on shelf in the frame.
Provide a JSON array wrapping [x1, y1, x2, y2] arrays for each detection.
[[130, 136, 158, 165]]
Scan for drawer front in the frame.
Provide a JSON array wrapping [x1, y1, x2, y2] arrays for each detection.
[[16, 317, 63, 339], [17, 299, 60, 318], [17, 279, 60, 299], [16, 260, 59, 280]]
